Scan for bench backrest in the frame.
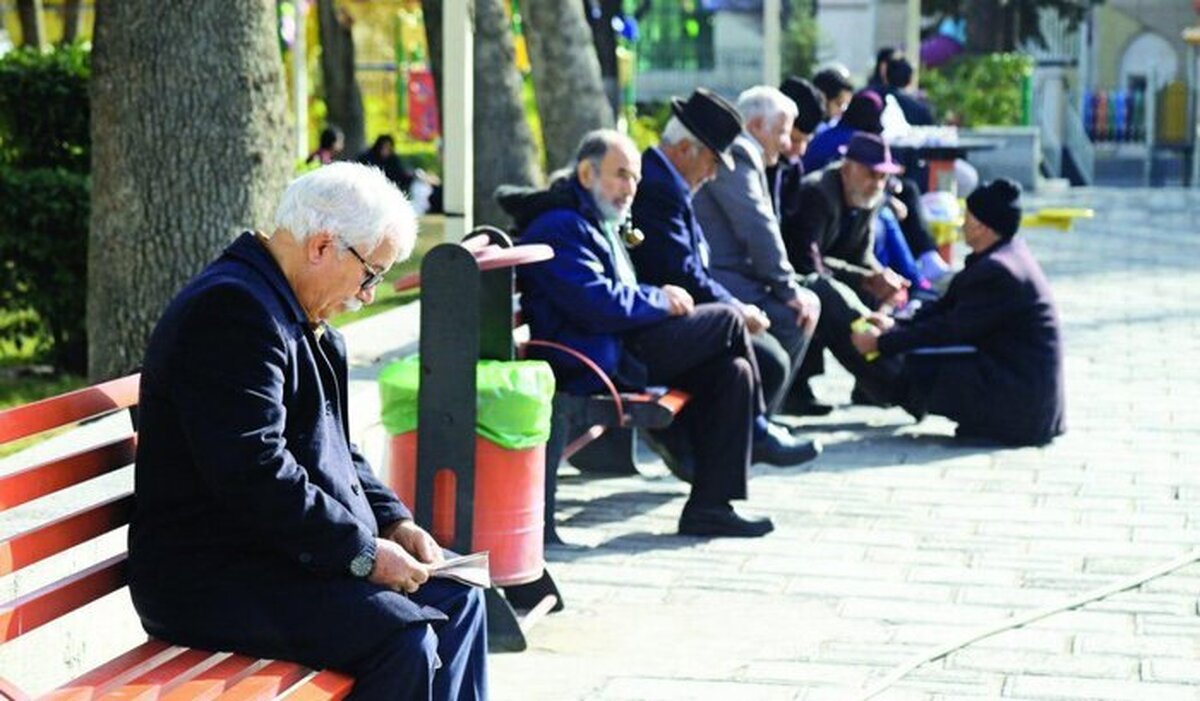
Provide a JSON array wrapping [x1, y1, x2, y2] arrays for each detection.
[[0, 374, 140, 647]]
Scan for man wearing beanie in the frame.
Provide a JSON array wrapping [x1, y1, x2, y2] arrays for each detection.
[[851, 179, 1066, 446]]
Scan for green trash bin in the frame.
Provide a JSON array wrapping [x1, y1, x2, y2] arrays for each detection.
[[379, 354, 555, 586]]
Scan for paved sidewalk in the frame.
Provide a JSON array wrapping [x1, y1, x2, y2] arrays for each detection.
[[3, 188, 1197, 699], [488, 188, 1200, 700]]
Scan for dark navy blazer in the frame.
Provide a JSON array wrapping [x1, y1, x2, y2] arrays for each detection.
[[630, 147, 739, 307], [878, 236, 1066, 445], [129, 233, 445, 638]]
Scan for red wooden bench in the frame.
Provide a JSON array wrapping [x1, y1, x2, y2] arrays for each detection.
[[0, 375, 355, 701]]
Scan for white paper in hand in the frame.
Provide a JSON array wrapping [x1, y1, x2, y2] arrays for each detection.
[[429, 551, 491, 588]]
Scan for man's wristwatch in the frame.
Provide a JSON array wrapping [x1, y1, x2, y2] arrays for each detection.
[[348, 543, 376, 578]]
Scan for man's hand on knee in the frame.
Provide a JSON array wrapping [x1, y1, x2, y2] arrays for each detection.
[[369, 538, 432, 593]]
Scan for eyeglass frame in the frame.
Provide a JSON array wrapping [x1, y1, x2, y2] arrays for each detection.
[[343, 243, 386, 292]]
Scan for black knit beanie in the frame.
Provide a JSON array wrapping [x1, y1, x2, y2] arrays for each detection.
[[966, 178, 1023, 238]]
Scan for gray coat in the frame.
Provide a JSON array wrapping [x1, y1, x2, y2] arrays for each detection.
[[693, 134, 802, 306]]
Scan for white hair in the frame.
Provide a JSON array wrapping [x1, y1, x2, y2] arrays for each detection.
[[274, 162, 417, 260], [660, 116, 701, 148], [736, 85, 798, 126]]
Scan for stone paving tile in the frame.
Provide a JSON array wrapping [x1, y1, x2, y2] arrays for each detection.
[[491, 188, 1200, 699]]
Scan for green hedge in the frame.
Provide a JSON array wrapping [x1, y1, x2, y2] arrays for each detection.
[[921, 53, 1033, 127], [0, 45, 91, 372]]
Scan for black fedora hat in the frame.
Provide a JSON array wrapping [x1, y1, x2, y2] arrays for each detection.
[[780, 76, 825, 135], [670, 88, 743, 170]]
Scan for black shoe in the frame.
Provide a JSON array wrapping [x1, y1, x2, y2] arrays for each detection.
[[752, 422, 822, 467], [678, 503, 774, 538], [850, 384, 891, 408], [641, 428, 695, 483], [781, 383, 835, 416]]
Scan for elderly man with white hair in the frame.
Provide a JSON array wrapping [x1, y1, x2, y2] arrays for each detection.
[[129, 163, 488, 701], [692, 85, 822, 416]]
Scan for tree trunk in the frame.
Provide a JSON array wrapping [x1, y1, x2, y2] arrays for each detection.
[[61, 0, 83, 45], [965, 1, 1009, 53], [519, 0, 613, 172], [318, 0, 366, 157], [419, 0, 539, 226], [473, 0, 541, 226], [583, 0, 622, 115], [419, 0, 443, 120], [17, 0, 46, 48], [88, 0, 291, 380]]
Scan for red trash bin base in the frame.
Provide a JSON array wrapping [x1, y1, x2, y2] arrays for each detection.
[[388, 431, 545, 587]]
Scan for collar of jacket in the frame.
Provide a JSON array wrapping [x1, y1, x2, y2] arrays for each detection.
[[224, 231, 312, 328], [567, 178, 608, 231], [964, 236, 1013, 268], [735, 132, 765, 171], [646, 147, 692, 201]]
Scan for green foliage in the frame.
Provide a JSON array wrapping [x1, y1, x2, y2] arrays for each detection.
[[921, 53, 1033, 127], [629, 102, 672, 153], [0, 168, 90, 371], [0, 44, 92, 372], [0, 44, 91, 170], [781, 9, 820, 81]]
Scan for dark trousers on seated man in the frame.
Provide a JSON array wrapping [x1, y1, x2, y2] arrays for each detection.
[[623, 303, 762, 504]]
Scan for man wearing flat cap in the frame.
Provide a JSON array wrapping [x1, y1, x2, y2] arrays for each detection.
[[851, 179, 1066, 446], [629, 89, 820, 461]]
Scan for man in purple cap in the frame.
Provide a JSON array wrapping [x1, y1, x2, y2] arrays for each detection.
[[779, 132, 913, 405]]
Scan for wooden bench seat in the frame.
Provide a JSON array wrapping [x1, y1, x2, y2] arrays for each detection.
[[0, 376, 354, 701]]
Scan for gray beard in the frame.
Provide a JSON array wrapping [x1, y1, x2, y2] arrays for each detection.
[[590, 182, 627, 224]]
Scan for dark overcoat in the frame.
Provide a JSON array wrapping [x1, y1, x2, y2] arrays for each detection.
[[878, 236, 1066, 445], [129, 233, 446, 660]]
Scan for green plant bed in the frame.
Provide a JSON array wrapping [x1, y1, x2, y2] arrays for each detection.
[[332, 215, 444, 327]]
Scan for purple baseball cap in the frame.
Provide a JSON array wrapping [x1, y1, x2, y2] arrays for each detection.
[[838, 133, 903, 174]]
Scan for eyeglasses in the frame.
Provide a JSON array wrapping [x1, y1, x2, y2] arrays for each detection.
[[344, 244, 386, 292]]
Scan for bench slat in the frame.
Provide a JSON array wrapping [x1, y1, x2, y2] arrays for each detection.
[[93, 648, 230, 701], [279, 671, 354, 701], [0, 437, 136, 514], [0, 494, 134, 577], [0, 555, 126, 644], [37, 641, 179, 701], [0, 375, 139, 445], [157, 656, 271, 701], [214, 661, 313, 701]]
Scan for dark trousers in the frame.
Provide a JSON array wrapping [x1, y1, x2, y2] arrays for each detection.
[[625, 303, 760, 505], [134, 565, 488, 701], [801, 275, 906, 401], [757, 289, 819, 414]]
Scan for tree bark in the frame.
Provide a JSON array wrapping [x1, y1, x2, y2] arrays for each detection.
[[519, 0, 613, 172], [17, 0, 46, 48], [964, 1, 1009, 53], [419, 0, 539, 226], [472, 0, 541, 226], [61, 0, 83, 45], [318, 0, 366, 157], [88, 0, 291, 380]]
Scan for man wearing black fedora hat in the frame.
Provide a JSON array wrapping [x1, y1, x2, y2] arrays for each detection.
[[630, 89, 821, 450], [851, 178, 1066, 446]]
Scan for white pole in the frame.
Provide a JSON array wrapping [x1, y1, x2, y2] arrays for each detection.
[[294, 0, 308, 161], [906, 0, 920, 87], [442, 0, 474, 242], [763, 0, 781, 86]]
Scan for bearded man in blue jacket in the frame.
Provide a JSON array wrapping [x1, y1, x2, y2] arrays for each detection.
[[130, 163, 487, 701], [501, 130, 816, 538]]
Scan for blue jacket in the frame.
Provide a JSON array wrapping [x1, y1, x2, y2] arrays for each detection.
[[130, 233, 444, 636], [629, 147, 739, 306], [501, 179, 672, 394]]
